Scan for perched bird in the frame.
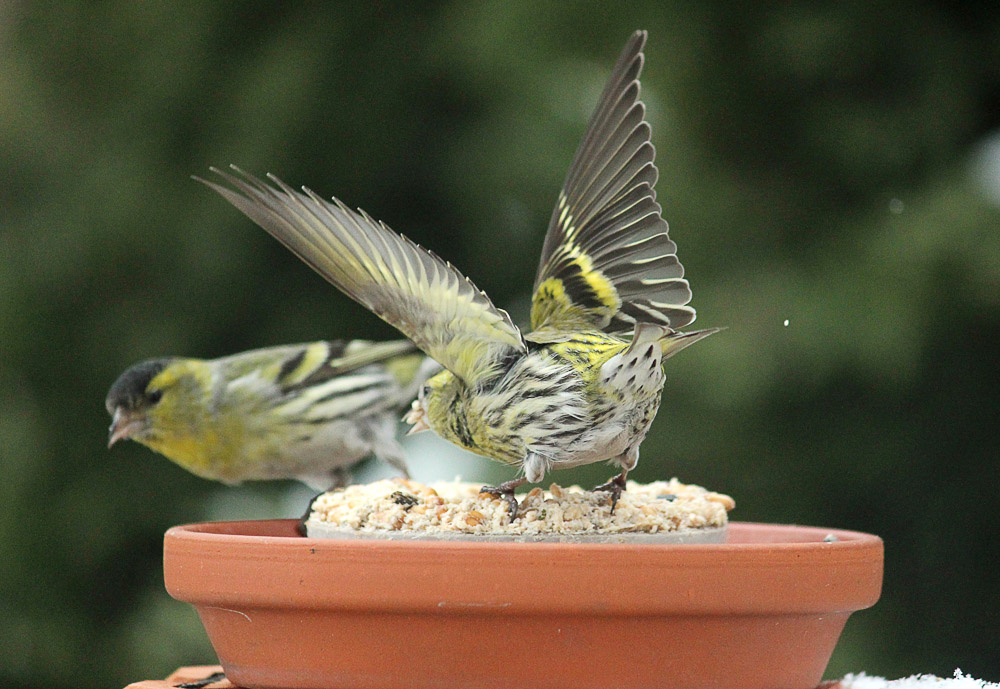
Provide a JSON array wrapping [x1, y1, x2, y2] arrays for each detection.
[[106, 339, 437, 490], [198, 31, 718, 516]]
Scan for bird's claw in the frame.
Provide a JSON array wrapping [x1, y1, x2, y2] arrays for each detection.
[[593, 472, 628, 514], [480, 483, 521, 521], [297, 491, 325, 536]]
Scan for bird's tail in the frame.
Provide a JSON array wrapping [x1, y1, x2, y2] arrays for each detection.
[[660, 327, 722, 360], [621, 322, 722, 361], [621, 322, 673, 356]]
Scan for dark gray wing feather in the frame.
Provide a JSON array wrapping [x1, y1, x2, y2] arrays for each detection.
[[198, 167, 526, 386], [531, 30, 696, 334]]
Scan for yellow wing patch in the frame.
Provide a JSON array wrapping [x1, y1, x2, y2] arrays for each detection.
[[275, 342, 329, 388], [530, 243, 621, 332]]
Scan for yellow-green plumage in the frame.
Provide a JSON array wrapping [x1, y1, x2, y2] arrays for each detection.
[[198, 31, 719, 509], [106, 339, 436, 489]]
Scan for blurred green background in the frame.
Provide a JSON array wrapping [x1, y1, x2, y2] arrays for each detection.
[[2, 2, 998, 687]]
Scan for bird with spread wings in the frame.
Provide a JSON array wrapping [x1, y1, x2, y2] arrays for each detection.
[[198, 31, 718, 517]]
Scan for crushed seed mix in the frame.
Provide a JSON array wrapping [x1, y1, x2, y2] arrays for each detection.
[[307, 478, 734, 537]]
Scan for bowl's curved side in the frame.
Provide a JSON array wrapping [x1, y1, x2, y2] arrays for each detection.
[[200, 606, 853, 689]]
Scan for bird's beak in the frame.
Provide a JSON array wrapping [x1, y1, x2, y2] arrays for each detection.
[[108, 407, 144, 448], [404, 399, 431, 435]]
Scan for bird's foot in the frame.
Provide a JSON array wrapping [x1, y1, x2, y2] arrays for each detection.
[[480, 478, 527, 521], [592, 471, 628, 514], [297, 491, 325, 536]]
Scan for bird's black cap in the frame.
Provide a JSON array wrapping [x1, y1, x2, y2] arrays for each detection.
[[105, 358, 173, 414]]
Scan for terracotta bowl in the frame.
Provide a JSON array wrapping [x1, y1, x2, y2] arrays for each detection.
[[164, 520, 883, 689]]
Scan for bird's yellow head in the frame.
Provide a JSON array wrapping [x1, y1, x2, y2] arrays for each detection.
[[105, 358, 213, 468], [404, 368, 474, 450]]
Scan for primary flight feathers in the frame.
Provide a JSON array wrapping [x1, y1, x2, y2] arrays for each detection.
[[533, 30, 694, 335], [197, 169, 526, 388]]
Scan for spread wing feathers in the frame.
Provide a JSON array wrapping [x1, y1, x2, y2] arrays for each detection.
[[198, 167, 526, 386], [531, 29, 696, 335]]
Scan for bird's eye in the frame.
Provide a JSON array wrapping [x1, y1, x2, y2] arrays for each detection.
[[420, 384, 431, 399], [147, 389, 163, 404]]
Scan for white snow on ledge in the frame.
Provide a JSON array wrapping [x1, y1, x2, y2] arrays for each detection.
[[836, 670, 999, 689]]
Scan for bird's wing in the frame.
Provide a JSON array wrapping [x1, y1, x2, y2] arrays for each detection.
[[215, 341, 409, 426], [275, 339, 419, 392], [199, 167, 526, 386], [530, 30, 696, 335], [276, 339, 432, 411]]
